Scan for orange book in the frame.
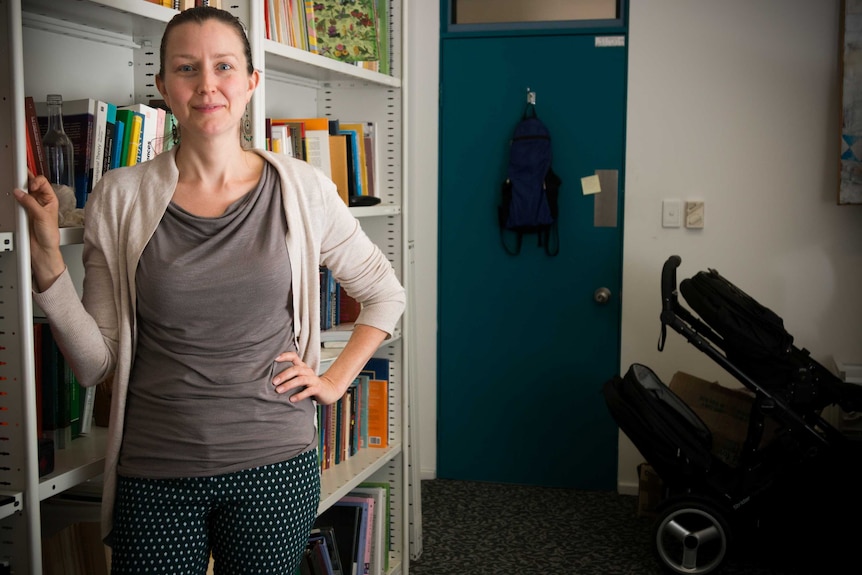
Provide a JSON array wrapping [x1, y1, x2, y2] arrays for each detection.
[[328, 134, 350, 205], [366, 378, 388, 449]]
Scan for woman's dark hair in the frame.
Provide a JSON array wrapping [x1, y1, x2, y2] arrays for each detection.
[[158, 6, 255, 79]]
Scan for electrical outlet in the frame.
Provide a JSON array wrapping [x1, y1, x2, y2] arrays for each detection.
[[662, 200, 682, 228], [685, 201, 705, 229]]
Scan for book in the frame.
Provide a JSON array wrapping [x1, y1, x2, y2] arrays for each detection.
[[339, 495, 374, 575], [25, 96, 49, 176], [326, 402, 337, 468], [357, 375, 369, 449], [339, 123, 369, 198], [90, 100, 110, 188], [361, 358, 389, 449], [320, 267, 333, 330], [270, 123, 290, 155], [349, 486, 387, 575], [272, 0, 285, 44], [329, 134, 351, 205], [24, 117, 38, 177], [375, 0, 389, 75], [305, 534, 334, 574], [313, 1, 379, 64], [356, 482, 390, 573], [310, 526, 344, 575], [290, 0, 306, 51], [126, 111, 143, 165], [79, 385, 96, 435], [66, 363, 81, 439], [339, 127, 363, 197], [37, 322, 71, 450], [362, 121, 377, 197], [313, 503, 362, 575], [304, 1, 319, 54], [339, 286, 361, 324], [115, 108, 144, 167], [110, 116, 126, 170], [365, 378, 388, 449], [272, 117, 332, 178], [340, 388, 351, 462], [288, 123, 304, 159], [119, 103, 161, 162], [264, 0, 272, 40], [102, 102, 117, 176], [347, 382, 359, 457]]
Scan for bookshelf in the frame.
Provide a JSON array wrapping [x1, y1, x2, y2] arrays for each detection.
[[0, 0, 416, 573]]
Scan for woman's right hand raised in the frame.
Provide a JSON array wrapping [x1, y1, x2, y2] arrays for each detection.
[[13, 173, 67, 291]]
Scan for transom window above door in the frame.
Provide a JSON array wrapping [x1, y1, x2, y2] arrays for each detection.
[[449, 0, 624, 31]]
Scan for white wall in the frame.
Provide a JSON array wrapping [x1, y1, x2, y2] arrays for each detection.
[[407, 1, 440, 479], [410, 0, 862, 486], [619, 0, 862, 492]]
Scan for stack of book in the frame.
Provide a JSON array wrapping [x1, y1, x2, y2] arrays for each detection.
[[33, 321, 97, 476], [25, 96, 177, 211], [319, 267, 362, 336], [317, 357, 389, 471], [266, 116, 380, 207], [307, 482, 391, 575], [143, 0, 224, 9], [264, 0, 390, 75]]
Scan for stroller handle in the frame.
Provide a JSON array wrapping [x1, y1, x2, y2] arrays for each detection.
[[661, 255, 682, 312]]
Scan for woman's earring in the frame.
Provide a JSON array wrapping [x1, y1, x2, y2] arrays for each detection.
[[171, 121, 180, 145], [242, 114, 253, 145]]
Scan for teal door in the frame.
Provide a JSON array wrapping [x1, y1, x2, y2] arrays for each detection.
[[438, 31, 628, 489]]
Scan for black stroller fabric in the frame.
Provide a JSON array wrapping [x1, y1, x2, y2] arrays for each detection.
[[679, 267, 862, 413], [603, 363, 713, 483], [679, 268, 793, 360], [607, 255, 862, 573]]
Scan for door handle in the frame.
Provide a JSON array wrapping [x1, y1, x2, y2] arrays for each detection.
[[594, 287, 611, 304]]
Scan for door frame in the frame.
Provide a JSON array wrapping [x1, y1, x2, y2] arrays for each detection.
[[436, 5, 630, 487]]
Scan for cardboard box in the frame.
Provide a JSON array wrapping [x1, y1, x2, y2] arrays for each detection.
[[637, 462, 664, 517], [669, 371, 777, 467]]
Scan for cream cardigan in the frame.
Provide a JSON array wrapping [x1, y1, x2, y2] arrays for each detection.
[[33, 147, 406, 541]]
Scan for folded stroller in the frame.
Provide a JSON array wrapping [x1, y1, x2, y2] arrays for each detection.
[[603, 255, 862, 575]]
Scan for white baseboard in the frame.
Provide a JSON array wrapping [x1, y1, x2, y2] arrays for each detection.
[[618, 480, 638, 496]]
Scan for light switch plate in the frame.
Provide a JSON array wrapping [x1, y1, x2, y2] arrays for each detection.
[[685, 201, 705, 229], [662, 200, 682, 228]]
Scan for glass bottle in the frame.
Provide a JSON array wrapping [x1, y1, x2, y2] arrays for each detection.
[[42, 94, 78, 206]]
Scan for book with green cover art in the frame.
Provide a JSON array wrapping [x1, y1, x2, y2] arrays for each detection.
[[314, 0, 379, 63]]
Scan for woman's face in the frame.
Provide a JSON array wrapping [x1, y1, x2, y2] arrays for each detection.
[[157, 18, 258, 144]]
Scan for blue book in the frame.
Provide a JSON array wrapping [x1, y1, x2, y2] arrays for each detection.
[[111, 119, 125, 170], [338, 128, 363, 196], [102, 102, 117, 175]]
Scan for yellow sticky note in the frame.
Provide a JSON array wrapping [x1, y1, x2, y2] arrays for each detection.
[[581, 174, 602, 195]]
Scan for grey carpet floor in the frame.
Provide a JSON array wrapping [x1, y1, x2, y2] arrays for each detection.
[[407, 479, 835, 575]]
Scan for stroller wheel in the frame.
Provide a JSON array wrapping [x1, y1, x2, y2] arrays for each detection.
[[653, 498, 732, 575]]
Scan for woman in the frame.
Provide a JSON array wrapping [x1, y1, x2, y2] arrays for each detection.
[[14, 6, 404, 574]]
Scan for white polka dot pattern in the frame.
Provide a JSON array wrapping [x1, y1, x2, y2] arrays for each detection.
[[111, 450, 320, 574]]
